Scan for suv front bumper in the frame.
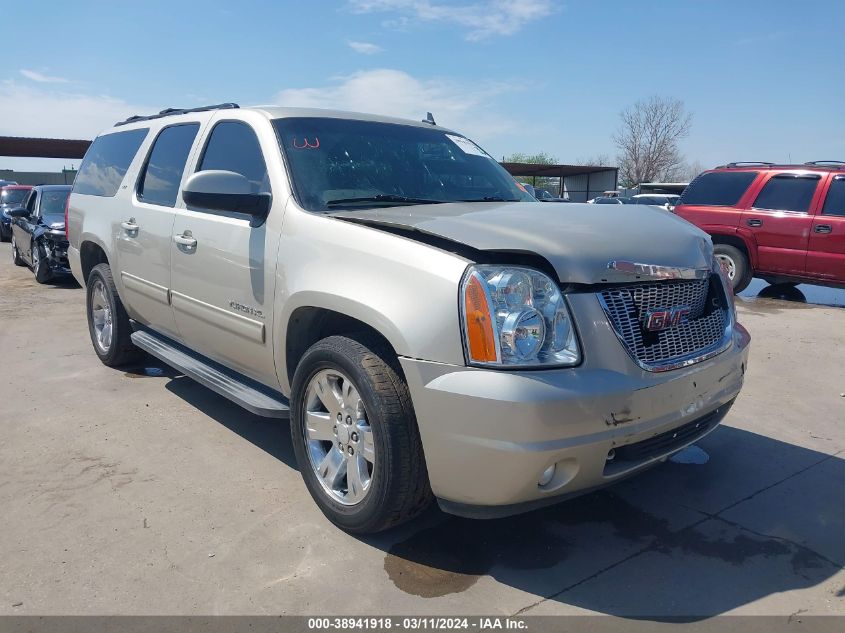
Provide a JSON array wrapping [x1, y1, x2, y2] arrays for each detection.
[[399, 322, 750, 518]]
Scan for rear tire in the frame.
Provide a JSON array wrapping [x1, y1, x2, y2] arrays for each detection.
[[290, 334, 432, 533], [86, 263, 141, 367], [713, 243, 751, 293], [0, 226, 9, 243], [11, 236, 25, 267]]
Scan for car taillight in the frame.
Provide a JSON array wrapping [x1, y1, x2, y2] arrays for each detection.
[[64, 194, 70, 239]]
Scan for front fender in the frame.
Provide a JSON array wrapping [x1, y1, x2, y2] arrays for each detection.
[[274, 204, 471, 393]]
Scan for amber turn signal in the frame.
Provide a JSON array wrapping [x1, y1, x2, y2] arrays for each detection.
[[463, 273, 498, 363]]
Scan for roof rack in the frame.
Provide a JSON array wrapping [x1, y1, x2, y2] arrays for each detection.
[[804, 160, 845, 166], [724, 161, 774, 168], [115, 103, 240, 127]]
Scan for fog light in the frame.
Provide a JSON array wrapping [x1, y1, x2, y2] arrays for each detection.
[[538, 464, 555, 487]]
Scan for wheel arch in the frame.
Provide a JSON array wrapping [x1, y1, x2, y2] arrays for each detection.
[[709, 231, 757, 269], [279, 296, 410, 396], [79, 237, 111, 287]]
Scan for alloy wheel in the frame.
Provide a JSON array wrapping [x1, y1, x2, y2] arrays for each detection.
[[715, 253, 736, 280], [90, 279, 114, 353], [304, 369, 375, 505]]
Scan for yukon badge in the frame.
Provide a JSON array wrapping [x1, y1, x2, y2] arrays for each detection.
[[643, 306, 691, 332]]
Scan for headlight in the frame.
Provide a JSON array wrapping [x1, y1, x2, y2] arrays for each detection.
[[460, 264, 580, 368], [713, 256, 736, 316]]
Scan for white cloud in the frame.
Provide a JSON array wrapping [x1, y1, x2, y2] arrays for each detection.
[[274, 68, 516, 142], [348, 0, 554, 40], [348, 41, 384, 54], [0, 80, 155, 139], [19, 69, 69, 84]]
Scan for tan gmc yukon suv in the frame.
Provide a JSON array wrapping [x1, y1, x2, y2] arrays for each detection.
[[68, 103, 750, 533]]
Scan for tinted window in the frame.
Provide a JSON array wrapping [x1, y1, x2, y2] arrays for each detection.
[[822, 177, 845, 217], [74, 128, 148, 197], [199, 121, 269, 193], [0, 189, 28, 205], [138, 124, 199, 207], [40, 189, 71, 217], [26, 191, 37, 213], [678, 171, 758, 207], [753, 174, 820, 212]]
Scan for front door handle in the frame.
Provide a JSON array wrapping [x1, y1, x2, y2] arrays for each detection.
[[121, 218, 139, 233], [746, 218, 763, 227], [174, 231, 198, 250], [814, 224, 833, 234]]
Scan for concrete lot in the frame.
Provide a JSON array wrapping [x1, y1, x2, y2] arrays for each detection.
[[0, 242, 842, 619]]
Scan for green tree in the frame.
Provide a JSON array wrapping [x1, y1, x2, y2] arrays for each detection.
[[504, 152, 558, 192]]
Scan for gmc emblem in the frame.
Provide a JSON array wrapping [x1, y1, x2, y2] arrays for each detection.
[[643, 306, 691, 332]]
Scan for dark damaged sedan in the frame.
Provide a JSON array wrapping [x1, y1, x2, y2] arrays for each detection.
[[9, 185, 72, 283]]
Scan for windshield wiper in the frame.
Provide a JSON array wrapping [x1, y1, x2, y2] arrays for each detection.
[[325, 195, 447, 207], [459, 196, 520, 202]]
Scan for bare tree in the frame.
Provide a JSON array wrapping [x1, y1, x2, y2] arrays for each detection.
[[613, 96, 692, 186], [681, 159, 707, 181], [573, 153, 611, 167]]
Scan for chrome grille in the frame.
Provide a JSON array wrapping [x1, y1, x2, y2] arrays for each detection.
[[599, 276, 728, 370]]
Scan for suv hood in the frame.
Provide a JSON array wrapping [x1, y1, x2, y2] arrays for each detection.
[[331, 202, 713, 284]]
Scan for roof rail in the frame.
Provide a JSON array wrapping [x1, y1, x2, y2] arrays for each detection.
[[804, 160, 845, 166], [724, 161, 774, 168], [115, 103, 240, 127]]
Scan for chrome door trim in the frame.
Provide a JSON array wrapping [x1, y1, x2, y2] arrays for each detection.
[[170, 290, 265, 343], [121, 271, 170, 305]]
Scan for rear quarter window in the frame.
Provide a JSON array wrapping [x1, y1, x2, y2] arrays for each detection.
[[678, 171, 759, 207], [74, 128, 149, 197]]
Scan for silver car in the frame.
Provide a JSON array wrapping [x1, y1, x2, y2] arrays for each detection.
[[67, 104, 750, 532]]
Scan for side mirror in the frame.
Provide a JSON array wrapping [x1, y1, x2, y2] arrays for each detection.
[[7, 207, 29, 218], [182, 170, 271, 219]]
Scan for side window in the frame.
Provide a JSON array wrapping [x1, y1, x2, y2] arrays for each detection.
[[753, 174, 820, 213], [678, 171, 759, 207], [821, 177, 845, 217], [137, 123, 200, 207], [199, 121, 269, 194], [74, 128, 149, 197], [26, 191, 38, 215]]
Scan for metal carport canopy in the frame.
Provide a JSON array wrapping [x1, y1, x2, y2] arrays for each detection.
[[500, 162, 617, 178], [0, 136, 91, 159]]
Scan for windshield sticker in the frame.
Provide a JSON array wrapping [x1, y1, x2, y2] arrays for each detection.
[[292, 137, 320, 149], [445, 134, 487, 157]]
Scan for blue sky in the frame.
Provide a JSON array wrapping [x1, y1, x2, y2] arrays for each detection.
[[3, 0, 844, 172]]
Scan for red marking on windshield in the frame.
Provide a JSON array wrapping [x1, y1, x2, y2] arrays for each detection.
[[293, 137, 320, 149]]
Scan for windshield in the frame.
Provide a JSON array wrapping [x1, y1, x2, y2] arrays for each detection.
[[273, 117, 534, 211], [40, 189, 70, 217], [1, 189, 28, 205]]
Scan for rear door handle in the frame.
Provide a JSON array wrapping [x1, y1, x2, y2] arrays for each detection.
[[814, 224, 833, 234], [121, 218, 139, 233], [174, 231, 197, 249], [746, 218, 762, 227]]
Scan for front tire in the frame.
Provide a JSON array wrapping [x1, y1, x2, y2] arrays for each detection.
[[11, 236, 25, 266], [714, 244, 751, 293], [86, 263, 140, 367], [290, 334, 432, 533], [31, 241, 52, 284]]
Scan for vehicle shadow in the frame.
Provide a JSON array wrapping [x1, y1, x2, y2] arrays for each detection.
[[155, 373, 844, 619], [162, 374, 297, 470]]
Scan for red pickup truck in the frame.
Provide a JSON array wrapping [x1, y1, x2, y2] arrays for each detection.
[[674, 162, 845, 292]]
